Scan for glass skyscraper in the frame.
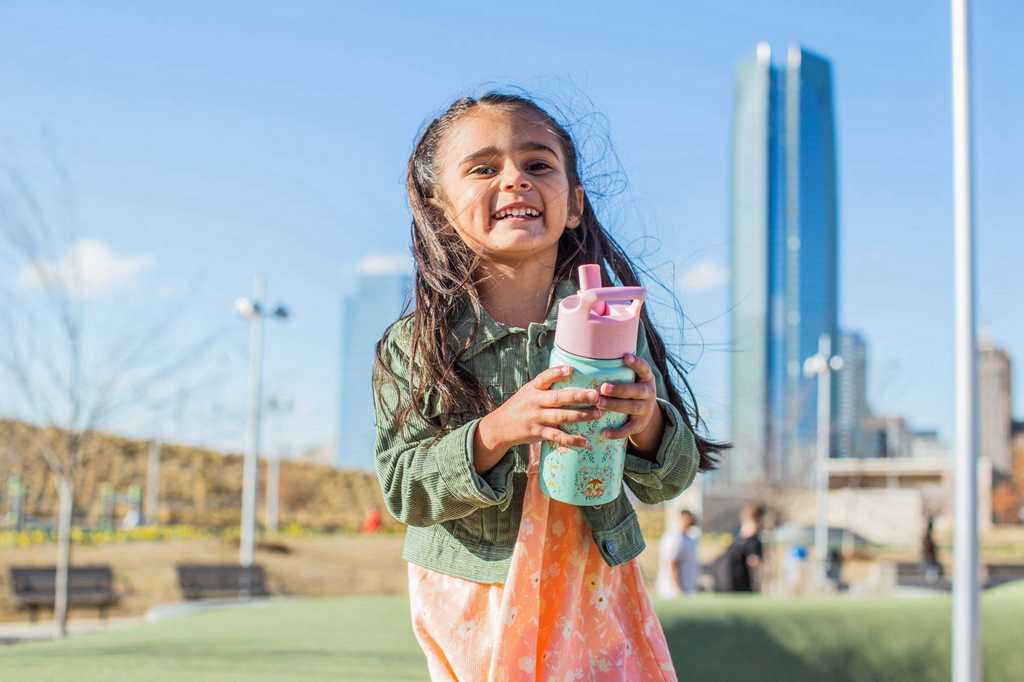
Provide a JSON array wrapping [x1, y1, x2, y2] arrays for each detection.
[[836, 331, 868, 459], [337, 267, 413, 469], [727, 43, 839, 485]]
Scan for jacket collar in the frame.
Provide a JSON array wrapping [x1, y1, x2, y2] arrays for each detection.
[[451, 277, 578, 359]]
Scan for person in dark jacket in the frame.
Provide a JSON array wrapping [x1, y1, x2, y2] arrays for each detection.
[[713, 503, 766, 592]]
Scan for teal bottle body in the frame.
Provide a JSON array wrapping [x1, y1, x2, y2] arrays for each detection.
[[539, 346, 635, 506]]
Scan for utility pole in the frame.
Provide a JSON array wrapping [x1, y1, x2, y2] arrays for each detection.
[[266, 454, 280, 532], [264, 397, 294, 533], [803, 334, 843, 588], [145, 439, 161, 525]]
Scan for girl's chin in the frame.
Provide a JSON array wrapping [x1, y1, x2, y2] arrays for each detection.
[[488, 218, 545, 231], [481, 236, 561, 260]]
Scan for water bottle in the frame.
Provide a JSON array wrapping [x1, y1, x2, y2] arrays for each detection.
[[539, 264, 646, 506]]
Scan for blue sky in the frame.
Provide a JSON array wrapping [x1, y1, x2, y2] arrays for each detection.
[[0, 1, 1020, 458]]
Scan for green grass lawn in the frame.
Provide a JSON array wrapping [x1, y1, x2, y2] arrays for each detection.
[[2, 584, 1022, 681]]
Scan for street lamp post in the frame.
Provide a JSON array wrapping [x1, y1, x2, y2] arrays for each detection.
[[951, 0, 980, 679], [235, 277, 289, 567], [264, 396, 294, 533], [803, 334, 843, 589]]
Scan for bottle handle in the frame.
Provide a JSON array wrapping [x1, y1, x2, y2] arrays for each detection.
[[577, 287, 646, 315]]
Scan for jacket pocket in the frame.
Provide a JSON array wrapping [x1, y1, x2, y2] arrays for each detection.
[[589, 511, 646, 567], [443, 510, 485, 545]]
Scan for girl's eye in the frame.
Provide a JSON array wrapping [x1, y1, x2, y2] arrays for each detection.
[[527, 161, 552, 172], [469, 166, 496, 176]]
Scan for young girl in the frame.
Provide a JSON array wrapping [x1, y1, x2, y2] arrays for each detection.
[[373, 92, 726, 681]]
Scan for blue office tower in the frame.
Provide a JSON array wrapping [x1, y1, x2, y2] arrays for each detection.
[[338, 267, 413, 469], [727, 43, 839, 485]]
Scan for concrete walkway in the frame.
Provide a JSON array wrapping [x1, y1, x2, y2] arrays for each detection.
[[0, 616, 145, 646]]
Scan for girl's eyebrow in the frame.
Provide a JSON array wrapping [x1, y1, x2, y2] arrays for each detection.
[[459, 142, 560, 167]]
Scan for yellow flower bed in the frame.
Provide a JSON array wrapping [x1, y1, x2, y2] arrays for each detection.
[[0, 523, 328, 548]]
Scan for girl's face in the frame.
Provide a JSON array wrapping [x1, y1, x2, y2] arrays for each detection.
[[433, 106, 584, 264]]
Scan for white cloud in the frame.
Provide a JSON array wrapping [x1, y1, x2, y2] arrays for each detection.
[[17, 238, 155, 300], [677, 260, 729, 293], [356, 252, 413, 276]]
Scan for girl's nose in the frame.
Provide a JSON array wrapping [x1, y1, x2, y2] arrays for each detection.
[[501, 167, 532, 192]]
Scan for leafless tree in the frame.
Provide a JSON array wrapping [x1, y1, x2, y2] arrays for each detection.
[[0, 150, 225, 636]]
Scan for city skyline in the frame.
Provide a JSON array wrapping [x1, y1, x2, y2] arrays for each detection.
[[727, 43, 839, 485], [0, 3, 1020, 457]]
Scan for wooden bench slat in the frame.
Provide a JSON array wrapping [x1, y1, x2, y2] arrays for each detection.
[[175, 563, 271, 601]]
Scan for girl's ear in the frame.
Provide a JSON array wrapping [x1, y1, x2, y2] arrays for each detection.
[[567, 185, 585, 228]]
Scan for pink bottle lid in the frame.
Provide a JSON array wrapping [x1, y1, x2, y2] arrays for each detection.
[[553, 264, 646, 360]]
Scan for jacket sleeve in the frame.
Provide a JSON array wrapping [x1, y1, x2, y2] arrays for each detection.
[[372, 325, 515, 527], [621, 320, 700, 504]]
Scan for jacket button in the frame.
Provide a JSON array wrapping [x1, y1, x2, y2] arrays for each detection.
[[602, 540, 616, 555], [536, 332, 547, 348]]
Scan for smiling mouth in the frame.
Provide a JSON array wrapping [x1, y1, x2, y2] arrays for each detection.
[[491, 207, 543, 223]]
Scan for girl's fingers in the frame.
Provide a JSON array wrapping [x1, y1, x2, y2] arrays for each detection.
[[533, 365, 572, 390], [595, 396, 646, 415], [540, 387, 599, 407], [598, 382, 652, 401], [540, 427, 589, 450], [623, 353, 656, 383], [603, 417, 642, 440], [540, 407, 603, 425]]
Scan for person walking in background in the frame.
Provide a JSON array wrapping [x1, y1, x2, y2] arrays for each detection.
[[713, 503, 766, 593], [921, 516, 943, 584], [656, 509, 700, 598], [372, 92, 728, 680]]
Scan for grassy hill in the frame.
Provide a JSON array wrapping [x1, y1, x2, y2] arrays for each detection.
[[0, 418, 670, 539], [2, 584, 1022, 681], [0, 419, 396, 533]]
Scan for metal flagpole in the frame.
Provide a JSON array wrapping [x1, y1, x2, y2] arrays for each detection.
[[951, 0, 980, 679]]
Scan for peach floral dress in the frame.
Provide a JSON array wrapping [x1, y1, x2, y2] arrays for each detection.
[[407, 443, 677, 681]]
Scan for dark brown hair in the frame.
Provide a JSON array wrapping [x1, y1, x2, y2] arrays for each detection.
[[741, 503, 767, 524], [375, 92, 727, 471]]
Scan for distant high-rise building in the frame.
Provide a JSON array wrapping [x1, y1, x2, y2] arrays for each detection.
[[909, 429, 951, 459], [338, 262, 413, 469], [727, 43, 839, 485], [978, 338, 1013, 474], [836, 331, 868, 458], [862, 415, 911, 458]]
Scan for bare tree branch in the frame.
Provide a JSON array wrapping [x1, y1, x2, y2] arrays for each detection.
[[0, 144, 228, 637]]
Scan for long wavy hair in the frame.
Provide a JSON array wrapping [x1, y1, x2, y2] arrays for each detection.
[[374, 92, 727, 471]]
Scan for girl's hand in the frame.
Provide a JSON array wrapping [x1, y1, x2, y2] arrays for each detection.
[[597, 353, 663, 454], [473, 366, 603, 473]]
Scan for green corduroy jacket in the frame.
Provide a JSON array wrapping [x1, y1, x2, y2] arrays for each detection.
[[372, 277, 700, 583]]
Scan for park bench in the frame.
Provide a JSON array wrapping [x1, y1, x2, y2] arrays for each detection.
[[894, 561, 950, 591], [8, 565, 120, 622], [985, 563, 1024, 588], [175, 563, 270, 601]]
